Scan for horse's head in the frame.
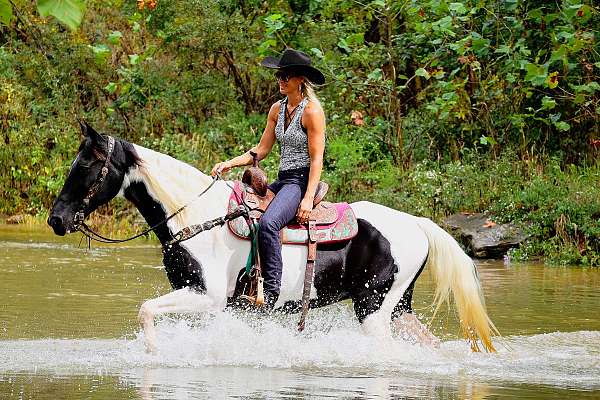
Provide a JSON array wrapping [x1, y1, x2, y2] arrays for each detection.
[[47, 122, 138, 235]]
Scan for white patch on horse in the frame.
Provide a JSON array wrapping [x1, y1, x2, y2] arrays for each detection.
[[128, 146, 216, 227]]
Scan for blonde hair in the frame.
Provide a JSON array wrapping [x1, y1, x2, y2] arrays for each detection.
[[301, 79, 321, 108]]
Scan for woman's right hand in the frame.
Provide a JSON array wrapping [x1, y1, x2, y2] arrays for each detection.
[[211, 160, 233, 176]]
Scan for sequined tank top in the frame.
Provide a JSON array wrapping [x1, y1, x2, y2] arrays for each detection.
[[275, 97, 311, 172]]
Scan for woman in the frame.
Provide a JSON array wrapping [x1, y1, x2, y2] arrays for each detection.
[[211, 48, 326, 308]]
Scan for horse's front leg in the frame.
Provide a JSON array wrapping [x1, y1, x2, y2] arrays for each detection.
[[138, 287, 223, 353]]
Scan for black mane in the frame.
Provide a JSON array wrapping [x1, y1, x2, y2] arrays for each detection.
[[80, 133, 142, 168], [118, 137, 143, 168]]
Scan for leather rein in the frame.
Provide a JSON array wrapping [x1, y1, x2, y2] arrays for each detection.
[[74, 135, 246, 246]]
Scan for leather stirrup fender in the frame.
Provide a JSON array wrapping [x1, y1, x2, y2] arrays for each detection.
[[298, 219, 317, 331]]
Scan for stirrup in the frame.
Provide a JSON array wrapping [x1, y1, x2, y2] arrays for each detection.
[[239, 277, 264, 306]]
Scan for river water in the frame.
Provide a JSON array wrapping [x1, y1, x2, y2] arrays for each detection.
[[1, 225, 599, 399]]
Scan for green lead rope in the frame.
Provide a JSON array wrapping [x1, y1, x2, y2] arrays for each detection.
[[245, 222, 259, 275]]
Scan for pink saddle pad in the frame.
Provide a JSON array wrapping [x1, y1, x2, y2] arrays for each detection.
[[227, 181, 359, 245]]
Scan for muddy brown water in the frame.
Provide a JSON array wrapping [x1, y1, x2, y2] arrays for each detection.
[[1, 225, 599, 399]]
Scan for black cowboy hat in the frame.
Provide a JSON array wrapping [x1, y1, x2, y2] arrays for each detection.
[[261, 48, 325, 85]]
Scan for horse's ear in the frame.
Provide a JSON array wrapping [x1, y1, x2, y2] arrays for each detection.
[[78, 119, 87, 135], [79, 120, 102, 143]]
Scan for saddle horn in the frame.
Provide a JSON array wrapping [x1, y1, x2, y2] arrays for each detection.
[[242, 151, 268, 197]]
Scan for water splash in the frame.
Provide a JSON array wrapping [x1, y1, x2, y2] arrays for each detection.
[[0, 305, 598, 390]]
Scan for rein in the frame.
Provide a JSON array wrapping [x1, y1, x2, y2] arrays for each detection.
[[74, 135, 232, 245], [164, 206, 248, 248]]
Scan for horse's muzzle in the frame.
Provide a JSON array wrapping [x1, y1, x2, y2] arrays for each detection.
[[47, 215, 67, 236]]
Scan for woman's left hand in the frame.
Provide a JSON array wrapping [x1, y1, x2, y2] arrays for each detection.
[[296, 197, 313, 224]]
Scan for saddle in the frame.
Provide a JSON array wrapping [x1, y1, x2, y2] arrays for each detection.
[[232, 154, 359, 330], [229, 181, 358, 244]]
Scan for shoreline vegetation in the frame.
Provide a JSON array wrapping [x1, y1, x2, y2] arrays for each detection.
[[1, 209, 157, 241], [0, 0, 598, 266]]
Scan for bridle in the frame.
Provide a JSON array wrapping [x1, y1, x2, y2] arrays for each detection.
[[72, 135, 246, 247], [73, 135, 115, 230]]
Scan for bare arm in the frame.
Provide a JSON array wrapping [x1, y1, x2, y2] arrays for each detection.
[[296, 102, 326, 223], [211, 102, 280, 175]]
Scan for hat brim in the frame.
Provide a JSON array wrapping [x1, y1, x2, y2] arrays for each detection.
[[261, 59, 325, 85], [260, 57, 281, 69], [294, 65, 326, 85]]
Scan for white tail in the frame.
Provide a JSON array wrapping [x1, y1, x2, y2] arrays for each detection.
[[416, 217, 499, 352]]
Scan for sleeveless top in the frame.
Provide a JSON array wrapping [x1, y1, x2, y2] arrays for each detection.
[[275, 97, 311, 172]]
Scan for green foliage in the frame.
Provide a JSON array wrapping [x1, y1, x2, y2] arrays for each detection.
[[0, 0, 13, 25], [0, 0, 85, 29], [37, 0, 85, 30], [496, 160, 600, 265], [0, 0, 599, 265]]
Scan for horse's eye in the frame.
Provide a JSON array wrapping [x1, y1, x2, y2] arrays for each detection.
[[78, 163, 94, 169]]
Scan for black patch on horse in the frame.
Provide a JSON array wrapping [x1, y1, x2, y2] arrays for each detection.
[[123, 181, 173, 243], [265, 219, 407, 323], [163, 243, 206, 293]]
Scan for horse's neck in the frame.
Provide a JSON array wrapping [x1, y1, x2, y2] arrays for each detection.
[[121, 144, 229, 243]]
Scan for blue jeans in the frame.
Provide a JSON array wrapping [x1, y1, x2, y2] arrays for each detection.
[[258, 167, 309, 297]]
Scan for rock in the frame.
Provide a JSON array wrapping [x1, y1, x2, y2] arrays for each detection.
[[443, 213, 528, 259], [6, 214, 26, 224]]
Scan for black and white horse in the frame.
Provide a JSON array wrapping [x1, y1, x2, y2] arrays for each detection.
[[48, 123, 497, 352]]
